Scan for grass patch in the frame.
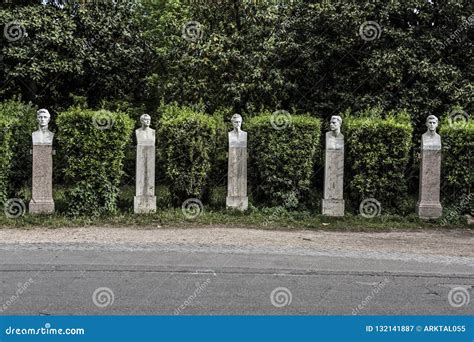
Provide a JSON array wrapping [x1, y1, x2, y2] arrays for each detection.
[[0, 206, 470, 231]]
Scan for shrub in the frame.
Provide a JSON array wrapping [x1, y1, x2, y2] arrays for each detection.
[[208, 185, 227, 209], [56, 108, 134, 216], [246, 113, 321, 208], [440, 106, 473, 213], [343, 108, 413, 213], [156, 185, 173, 209], [0, 117, 14, 206], [208, 107, 233, 189], [158, 104, 218, 203], [0, 100, 37, 195]]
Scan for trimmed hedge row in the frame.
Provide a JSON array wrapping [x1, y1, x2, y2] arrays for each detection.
[[0, 117, 14, 206], [247, 113, 321, 209], [158, 104, 219, 203], [343, 108, 413, 213], [56, 107, 134, 216], [0, 100, 37, 205], [440, 107, 473, 213], [1, 100, 472, 216]]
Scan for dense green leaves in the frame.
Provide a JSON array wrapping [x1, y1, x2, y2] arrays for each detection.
[[2, 1, 471, 122], [440, 106, 473, 204], [0, 1, 154, 110], [0, 116, 14, 205], [148, 0, 472, 124], [0, 99, 36, 203], [158, 103, 218, 202], [56, 107, 133, 216], [344, 108, 413, 213], [247, 113, 321, 208]]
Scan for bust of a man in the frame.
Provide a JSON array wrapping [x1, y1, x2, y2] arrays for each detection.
[[326, 115, 343, 150], [136, 114, 155, 145], [422, 115, 441, 150], [229, 114, 247, 147], [32, 109, 54, 145]]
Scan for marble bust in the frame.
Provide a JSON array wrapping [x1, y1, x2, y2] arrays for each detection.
[[134, 114, 156, 213], [229, 114, 247, 147], [32, 109, 54, 145], [136, 114, 155, 145], [326, 115, 344, 150], [226, 113, 248, 210], [416, 114, 442, 219], [421, 115, 441, 150]]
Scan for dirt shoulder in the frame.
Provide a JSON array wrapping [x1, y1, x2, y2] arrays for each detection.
[[0, 226, 472, 258]]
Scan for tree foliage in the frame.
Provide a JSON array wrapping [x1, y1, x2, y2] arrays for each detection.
[[0, 0, 154, 111]]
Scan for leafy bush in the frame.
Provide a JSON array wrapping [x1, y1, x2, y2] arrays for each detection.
[[208, 107, 233, 189], [208, 185, 227, 209], [246, 113, 321, 208], [0, 117, 14, 206], [343, 108, 413, 213], [0, 100, 37, 202], [158, 104, 218, 203], [440, 107, 473, 213], [56, 108, 134, 216]]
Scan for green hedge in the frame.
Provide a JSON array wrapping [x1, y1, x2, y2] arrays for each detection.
[[56, 108, 134, 216], [343, 108, 413, 213], [247, 113, 321, 208], [440, 107, 473, 211], [158, 104, 218, 203], [0, 117, 14, 206], [0, 100, 37, 203]]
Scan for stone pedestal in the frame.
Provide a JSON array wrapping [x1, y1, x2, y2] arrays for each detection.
[[416, 134, 442, 219], [322, 132, 344, 216], [226, 131, 248, 211], [134, 128, 156, 214], [29, 144, 54, 214]]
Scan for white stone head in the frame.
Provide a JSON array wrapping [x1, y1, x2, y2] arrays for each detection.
[[140, 114, 151, 129], [426, 115, 438, 133], [37, 109, 51, 129], [329, 115, 342, 134], [231, 114, 242, 131]]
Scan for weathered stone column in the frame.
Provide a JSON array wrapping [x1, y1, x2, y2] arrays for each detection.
[[416, 115, 442, 219], [226, 114, 248, 210], [29, 109, 55, 214], [134, 114, 156, 214], [322, 115, 344, 216]]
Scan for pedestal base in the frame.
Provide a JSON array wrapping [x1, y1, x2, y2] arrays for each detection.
[[29, 199, 54, 215], [226, 196, 248, 211], [322, 199, 345, 217], [134, 196, 156, 214], [416, 202, 442, 220]]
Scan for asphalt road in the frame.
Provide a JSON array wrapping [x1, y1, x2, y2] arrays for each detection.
[[0, 241, 472, 315]]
